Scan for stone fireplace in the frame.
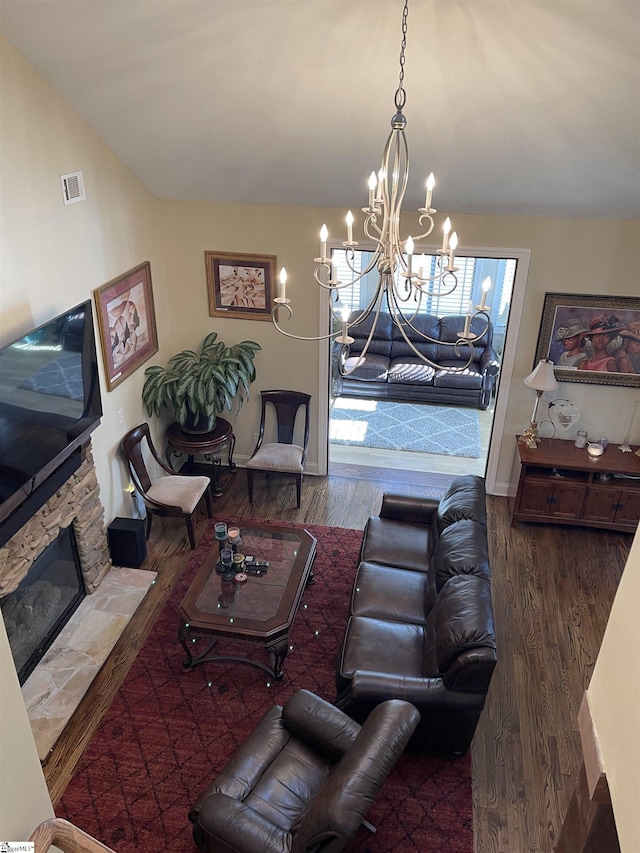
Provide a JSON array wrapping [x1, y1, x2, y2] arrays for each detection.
[[0, 448, 111, 601], [0, 447, 156, 760]]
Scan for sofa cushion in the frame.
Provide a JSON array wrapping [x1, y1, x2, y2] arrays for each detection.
[[339, 616, 425, 680], [351, 562, 435, 623], [437, 475, 487, 533], [390, 315, 441, 361], [360, 516, 432, 573], [387, 358, 436, 384], [432, 520, 491, 591], [347, 310, 393, 358], [342, 353, 390, 382], [426, 575, 495, 674], [433, 362, 483, 390]]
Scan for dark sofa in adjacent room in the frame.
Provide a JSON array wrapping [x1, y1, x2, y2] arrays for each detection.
[[332, 311, 500, 409], [336, 474, 497, 755]]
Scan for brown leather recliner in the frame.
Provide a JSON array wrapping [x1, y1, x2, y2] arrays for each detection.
[[188, 689, 420, 853]]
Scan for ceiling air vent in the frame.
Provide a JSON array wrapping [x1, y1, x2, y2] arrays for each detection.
[[60, 170, 86, 205]]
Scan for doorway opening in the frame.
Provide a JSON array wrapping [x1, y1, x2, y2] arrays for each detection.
[[326, 247, 518, 480]]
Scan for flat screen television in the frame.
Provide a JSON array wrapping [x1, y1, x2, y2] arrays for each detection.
[[0, 300, 103, 535]]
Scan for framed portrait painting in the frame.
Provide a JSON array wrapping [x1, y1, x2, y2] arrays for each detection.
[[205, 251, 276, 320], [534, 293, 640, 388], [94, 261, 159, 391]]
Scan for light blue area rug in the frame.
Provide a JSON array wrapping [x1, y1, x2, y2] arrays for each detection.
[[330, 398, 482, 458]]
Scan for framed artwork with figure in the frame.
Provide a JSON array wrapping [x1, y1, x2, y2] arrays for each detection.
[[94, 261, 159, 391], [534, 293, 640, 388], [205, 251, 276, 320]]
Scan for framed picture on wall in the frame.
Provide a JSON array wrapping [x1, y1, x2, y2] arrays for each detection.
[[534, 292, 640, 387], [205, 251, 276, 320], [94, 261, 159, 391]]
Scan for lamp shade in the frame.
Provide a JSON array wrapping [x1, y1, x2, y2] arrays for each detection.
[[524, 359, 559, 392]]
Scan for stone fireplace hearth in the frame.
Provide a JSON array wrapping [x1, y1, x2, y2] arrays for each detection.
[[0, 448, 156, 760]]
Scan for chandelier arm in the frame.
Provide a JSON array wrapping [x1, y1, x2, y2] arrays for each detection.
[[363, 214, 383, 242], [272, 304, 349, 343]]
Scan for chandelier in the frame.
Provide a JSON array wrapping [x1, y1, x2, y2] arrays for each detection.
[[272, 0, 490, 374]]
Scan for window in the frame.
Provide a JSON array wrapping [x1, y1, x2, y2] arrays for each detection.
[[330, 248, 515, 340]]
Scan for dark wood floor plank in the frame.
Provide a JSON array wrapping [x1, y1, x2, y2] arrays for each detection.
[[39, 471, 632, 853]]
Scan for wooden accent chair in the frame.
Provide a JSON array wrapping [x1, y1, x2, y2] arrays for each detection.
[[121, 423, 212, 549], [246, 390, 311, 508]]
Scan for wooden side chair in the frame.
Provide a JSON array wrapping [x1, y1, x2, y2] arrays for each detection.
[[121, 423, 212, 549], [246, 390, 311, 508]]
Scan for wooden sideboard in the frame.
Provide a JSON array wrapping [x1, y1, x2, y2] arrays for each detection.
[[513, 437, 640, 532]]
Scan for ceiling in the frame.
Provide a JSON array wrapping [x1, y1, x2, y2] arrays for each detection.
[[1, 0, 639, 219]]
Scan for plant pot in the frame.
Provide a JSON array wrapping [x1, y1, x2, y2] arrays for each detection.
[[181, 411, 216, 435]]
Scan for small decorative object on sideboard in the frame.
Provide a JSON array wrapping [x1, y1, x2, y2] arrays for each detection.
[[519, 359, 559, 450], [586, 442, 604, 458]]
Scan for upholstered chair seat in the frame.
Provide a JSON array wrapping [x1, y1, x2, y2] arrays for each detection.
[[246, 442, 304, 473], [147, 475, 212, 513]]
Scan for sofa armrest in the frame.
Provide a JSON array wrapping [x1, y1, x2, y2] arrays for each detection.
[[379, 493, 440, 524], [197, 793, 288, 853], [480, 345, 501, 377], [331, 341, 345, 396], [349, 671, 486, 711], [283, 689, 361, 762]]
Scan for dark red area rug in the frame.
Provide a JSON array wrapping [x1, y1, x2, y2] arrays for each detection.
[[58, 518, 473, 852]]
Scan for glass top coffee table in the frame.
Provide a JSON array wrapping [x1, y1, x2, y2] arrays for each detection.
[[179, 523, 316, 682]]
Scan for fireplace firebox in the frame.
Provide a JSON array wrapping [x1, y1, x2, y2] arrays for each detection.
[[1, 524, 85, 684]]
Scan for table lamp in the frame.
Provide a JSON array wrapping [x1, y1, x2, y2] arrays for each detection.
[[519, 359, 559, 449]]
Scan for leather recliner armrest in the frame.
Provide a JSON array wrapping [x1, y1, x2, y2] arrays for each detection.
[[197, 793, 288, 853], [379, 493, 440, 524], [479, 345, 501, 377], [282, 689, 361, 762], [349, 671, 486, 711]]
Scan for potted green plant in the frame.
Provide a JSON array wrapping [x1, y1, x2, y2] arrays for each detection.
[[142, 332, 261, 433]]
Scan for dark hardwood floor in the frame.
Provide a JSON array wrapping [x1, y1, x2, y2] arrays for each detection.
[[43, 463, 631, 853]]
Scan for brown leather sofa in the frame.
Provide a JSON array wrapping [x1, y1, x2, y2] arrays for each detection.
[[189, 689, 420, 853], [336, 475, 496, 756]]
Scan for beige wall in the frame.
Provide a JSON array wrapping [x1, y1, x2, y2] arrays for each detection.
[[0, 36, 164, 842], [1, 31, 639, 846], [587, 526, 640, 852]]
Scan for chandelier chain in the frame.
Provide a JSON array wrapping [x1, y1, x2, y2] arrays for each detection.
[[394, 0, 409, 113]]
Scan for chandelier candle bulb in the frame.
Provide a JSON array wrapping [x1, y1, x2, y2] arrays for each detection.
[[320, 224, 328, 263], [368, 171, 377, 208], [441, 217, 451, 252], [461, 301, 473, 337], [477, 276, 491, 311], [425, 172, 435, 211], [376, 169, 384, 203], [448, 231, 458, 269], [275, 267, 289, 303], [346, 210, 354, 243], [405, 235, 414, 276]]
